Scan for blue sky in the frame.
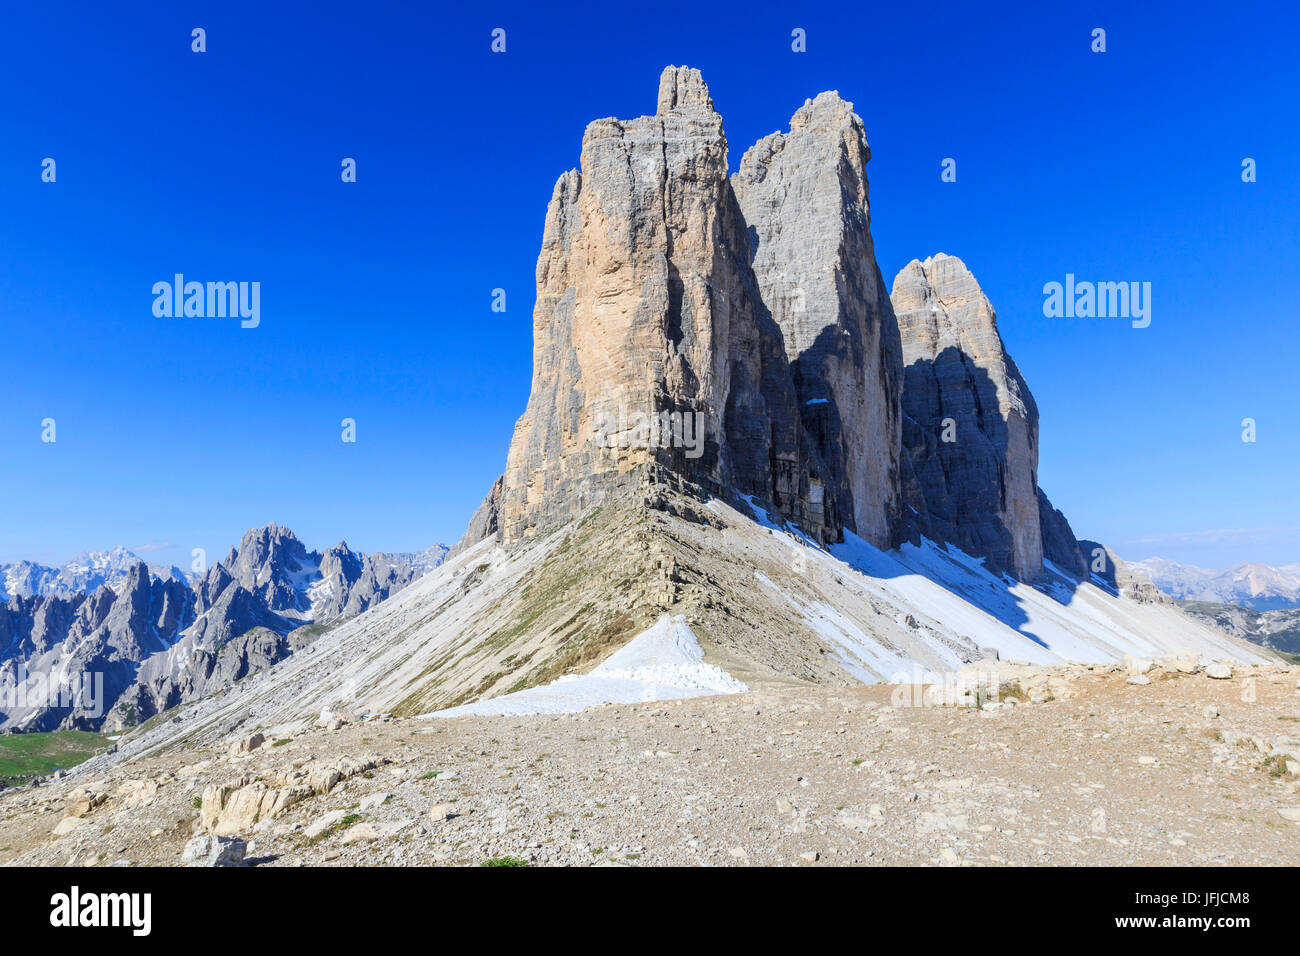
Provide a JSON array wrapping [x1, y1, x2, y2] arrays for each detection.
[[1, 0, 1296, 571]]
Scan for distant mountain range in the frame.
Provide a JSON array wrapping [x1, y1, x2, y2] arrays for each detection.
[[0, 547, 189, 601], [0, 527, 447, 732], [1128, 558, 1300, 610], [1175, 600, 1300, 656]]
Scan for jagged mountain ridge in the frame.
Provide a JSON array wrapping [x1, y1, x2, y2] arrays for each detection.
[[1176, 600, 1300, 655], [0, 546, 188, 601], [0, 526, 447, 731], [1130, 557, 1300, 610]]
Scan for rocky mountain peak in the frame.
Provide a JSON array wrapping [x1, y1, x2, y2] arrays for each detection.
[[0, 524, 448, 731], [656, 65, 714, 115], [232, 523, 310, 571], [892, 254, 1043, 579], [485, 67, 904, 548], [471, 67, 1102, 585], [789, 90, 860, 134], [734, 88, 901, 547]]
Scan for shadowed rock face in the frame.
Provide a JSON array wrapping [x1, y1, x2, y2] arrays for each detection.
[[498, 66, 827, 542], [892, 254, 1043, 579], [1039, 487, 1089, 580], [733, 91, 903, 549]]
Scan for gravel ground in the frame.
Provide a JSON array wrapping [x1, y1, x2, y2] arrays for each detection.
[[2, 661, 1298, 867]]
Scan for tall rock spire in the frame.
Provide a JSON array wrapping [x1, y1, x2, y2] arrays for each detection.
[[497, 66, 819, 541], [733, 92, 904, 548], [891, 254, 1044, 579]]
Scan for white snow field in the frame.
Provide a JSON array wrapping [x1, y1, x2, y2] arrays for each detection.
[[425, 614, 748, 718]]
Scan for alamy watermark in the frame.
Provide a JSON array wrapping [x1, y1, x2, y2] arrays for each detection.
[[887, 666, 1004, 708], [1042, 274, 1151, 328], [152, 275, 260, 328], [2, 662, 104, 718], [593, 404, 705, 459]]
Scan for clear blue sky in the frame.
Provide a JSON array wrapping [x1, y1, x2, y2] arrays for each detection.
[[2, 0, 1296, 571]]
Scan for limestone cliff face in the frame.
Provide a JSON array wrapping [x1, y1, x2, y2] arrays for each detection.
[[892, 254, 1043, 579], [483, 67, 1101, 585], [733, 92, 903, 548], [498, 66, 823, 542]]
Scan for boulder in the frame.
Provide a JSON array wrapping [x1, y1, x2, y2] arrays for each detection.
[[64, 788, 106, 818], [181, 834, 246, 867], [228, 732, 266, 756], [52, 816, 83, 836], [212, 783, 268, 836]]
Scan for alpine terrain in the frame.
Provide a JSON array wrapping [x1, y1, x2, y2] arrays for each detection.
[[1, 67, 1294, 869]]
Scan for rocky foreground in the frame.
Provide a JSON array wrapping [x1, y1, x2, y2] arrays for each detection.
[[2, 659, 1298, 867]]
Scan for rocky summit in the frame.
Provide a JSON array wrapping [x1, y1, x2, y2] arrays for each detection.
[[497, 66, 815, 543], [473, 67, 1091, 582], [64, 68, 1272, 739], [893, 254, 1043, 579], [733, 90, 904, 548], [491, 67, 905, 549]]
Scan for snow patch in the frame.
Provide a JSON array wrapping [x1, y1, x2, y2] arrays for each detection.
[[423, 614, 747, 718]]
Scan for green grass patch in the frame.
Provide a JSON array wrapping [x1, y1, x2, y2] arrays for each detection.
[[0, 730, 112, 786], [480, 855, 528, 867], [1261, 754, 1293, 779]]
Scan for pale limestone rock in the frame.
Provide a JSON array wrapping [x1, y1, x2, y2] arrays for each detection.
[[304, 809, 346, 839], [64, 788, 105, 818], [307, 767, 341, 795], [495, 66, 823, 543], [212, 782, 267, 835], [260, 785, 312, 820], [1125, 656, 1154, 675], [52, 816, 83, 836], [340, 822, 379, 845], [119, 779, 159, 808], [228, 732, 265, 756], [200, 784, 229, 832], [181, 834, 245, 866]]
